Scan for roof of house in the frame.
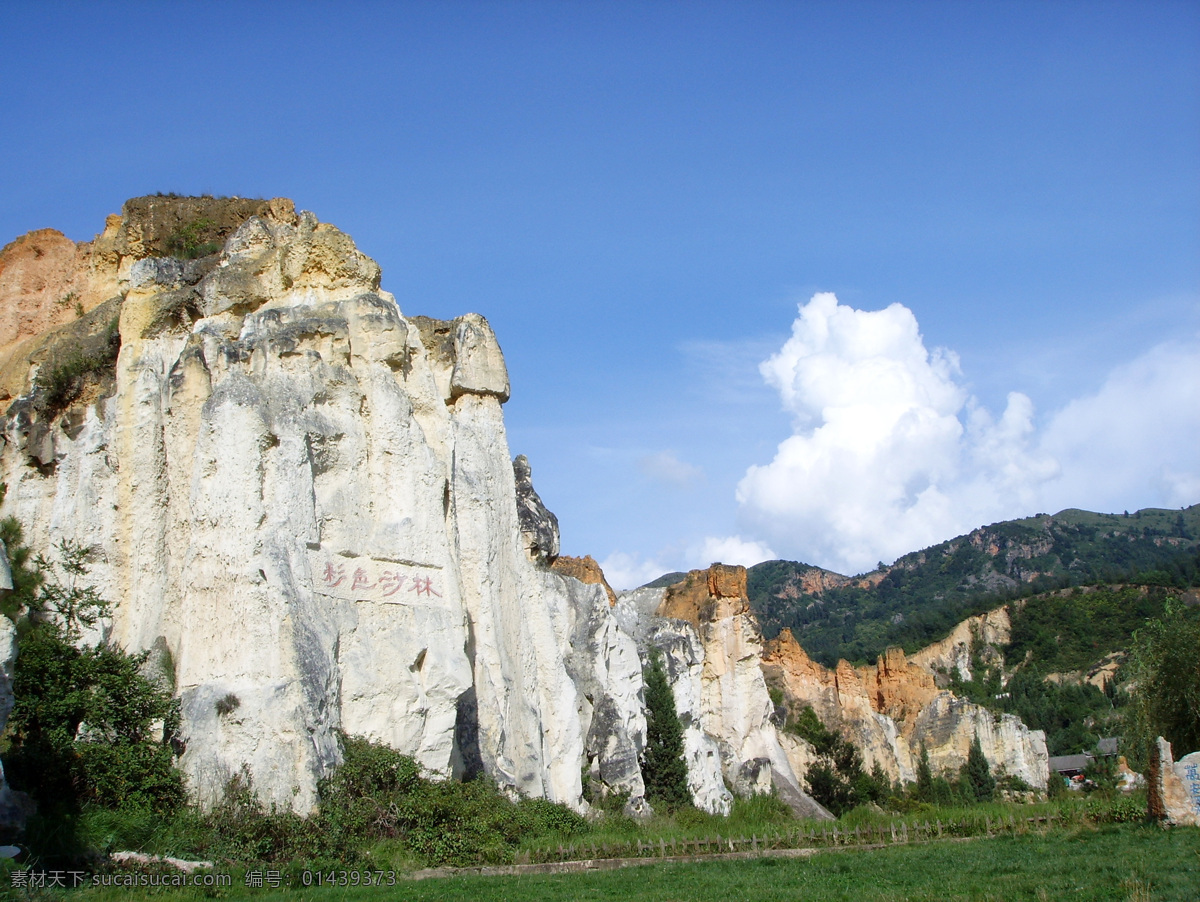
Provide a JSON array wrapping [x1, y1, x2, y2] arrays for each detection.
[[1049, 754, 1094, 773]]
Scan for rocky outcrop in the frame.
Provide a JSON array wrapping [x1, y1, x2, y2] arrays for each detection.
[[0, 197, 289, 405], [615, 567, 832, 819], [762, 626, 1048, 788], [615, 585, 733, 815], [513, 455, 560, 567], [908, 607, 1011, 684], [1148, 737, 1200, 827], [0, 229, 94, 363], [0, 198, 650, 814], [0, 198, 842, 823], [552, 555, 617, 607]]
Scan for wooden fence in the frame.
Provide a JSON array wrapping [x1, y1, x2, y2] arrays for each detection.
[[523, 814, 1062, 866]]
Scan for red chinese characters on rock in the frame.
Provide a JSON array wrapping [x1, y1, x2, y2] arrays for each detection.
[[351, 567, 373, 591], [315, 557, 441, 603], [322, 562, 346, 588], [377, 571, 407, 597], [410, 575, 441, 597]]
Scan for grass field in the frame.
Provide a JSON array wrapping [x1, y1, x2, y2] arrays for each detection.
[[17, 822, 1197, 902]]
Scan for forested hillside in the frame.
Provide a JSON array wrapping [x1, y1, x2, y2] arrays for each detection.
[[747, 505, 1200, 668]]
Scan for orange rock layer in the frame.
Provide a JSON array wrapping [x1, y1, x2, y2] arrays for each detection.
[[657, 564, 748, 629], [550, 555, 617, 606], [762, 629, 937, 727]]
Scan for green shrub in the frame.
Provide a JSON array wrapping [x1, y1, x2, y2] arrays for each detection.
[[785, 705, 887, 815], [163, 218, 221, 259], [307, 734, 585, 867], [1084, 795, 1147, 824], [726, 791, 794, 828], [35, 315, 121, 416], [6, 625, 184, 816], [4, 532, 183, 822], [674, 805, 710, 829], [0, 517, 41, 622]]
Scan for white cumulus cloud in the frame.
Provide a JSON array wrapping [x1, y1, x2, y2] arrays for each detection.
[[688, 535, 777, 569], [737, 293, 1198, 576], [598, 551, 673, 592], [1037, 337, 1200, 512]]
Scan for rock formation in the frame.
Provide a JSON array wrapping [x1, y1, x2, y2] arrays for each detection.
[[0, 197, 651, 814], [614, 567, 832, 819], [762, 625, 1048, 788], [552, 555, 618, 607], [512, 454, 560, 567], [0, 197, 837, 822], [907, 606, 1011, 685], [1148, 737, 1200, 827], [0, 196, 1048, 823]]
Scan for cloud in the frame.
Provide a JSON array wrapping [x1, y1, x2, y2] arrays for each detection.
[[598, 551, 673, 592], [737, 292, 1199, 576], [1037, 337, 1200, 512], [688, 535, 777, 569], [638, 450, 704, 487], [599, 536, 776, 592]]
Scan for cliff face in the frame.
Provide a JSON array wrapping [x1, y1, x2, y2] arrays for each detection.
[[615, 567, 832, 819], [0, 197, 1045, 820], [907, 606, 1011, 685], [762, 623, 1048, 788], [0, 198, 651, 814]]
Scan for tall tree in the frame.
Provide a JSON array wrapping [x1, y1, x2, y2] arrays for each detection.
[[916, 744, 933, 802], [1125, 599, 1200, 763], [640, 651, 690, 809], [4, 526, 183, 815], [963, 733, 995, 802]]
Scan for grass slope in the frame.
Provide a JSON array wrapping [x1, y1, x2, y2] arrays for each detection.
[[52, 824, 1200, 902]]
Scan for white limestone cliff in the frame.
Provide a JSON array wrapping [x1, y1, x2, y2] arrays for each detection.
[[616, 567, 832, 819], [908, 606, 1012, 684], [0, 199, 653, 814]]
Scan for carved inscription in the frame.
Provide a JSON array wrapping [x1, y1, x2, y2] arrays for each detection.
[[1177, 752, 1200, 818], [309, 553, 443, 604]]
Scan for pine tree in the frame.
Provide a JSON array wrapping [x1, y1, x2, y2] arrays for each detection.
[[640, 651, 690, 808], [964, 732, 995, 802], [916, 744, 933, 802]]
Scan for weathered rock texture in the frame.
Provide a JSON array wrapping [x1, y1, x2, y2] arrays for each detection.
[[1148, 737, 1200, 827], [551, 555, 617, 607], [615, 567, 832, 819], [0, 198, 657, 814], [907, 607, 1011, 685], [762, 624, 1048, 788], [0, 197, 290, 405], [513, 454, 560, 567], [0, 199, 865, 824]]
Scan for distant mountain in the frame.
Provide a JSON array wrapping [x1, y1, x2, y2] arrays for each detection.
[[639, 571, 688, 590], [747, 505, 1200, 668]]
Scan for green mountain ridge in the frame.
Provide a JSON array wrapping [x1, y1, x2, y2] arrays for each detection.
[[745, 504, 1200, 669]]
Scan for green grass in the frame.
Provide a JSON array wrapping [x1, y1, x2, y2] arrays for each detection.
[[16, 823, 1196, 901]]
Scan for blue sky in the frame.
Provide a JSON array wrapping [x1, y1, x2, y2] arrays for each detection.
[[3, 1, 1198, 585]]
